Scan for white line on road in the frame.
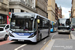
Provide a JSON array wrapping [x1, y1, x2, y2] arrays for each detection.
[[51, 33, 57, 40], [44, 40, 55, 50], [14, 44, 27, 50], [43, 39, 47, 44], [71, 34, 75, 39]]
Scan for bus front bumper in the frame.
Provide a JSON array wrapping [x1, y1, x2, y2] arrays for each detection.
[[58, 30, 70, 33], [9, 35, 37, 42]]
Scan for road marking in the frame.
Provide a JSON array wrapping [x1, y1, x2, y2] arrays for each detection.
[[51, 33, 57, 40], [69, 34, 70, 39], [44, 40, 55, 50], [14, 44, 26, 50], [71, 34, 75, 39], [43, 39, 47, 44], [41, 40, 51, 50], [41, 32, 57, 50]]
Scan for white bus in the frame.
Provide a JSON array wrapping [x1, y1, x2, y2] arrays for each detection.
[[58, 18, 71, 34], [9, 12, 50, 42]]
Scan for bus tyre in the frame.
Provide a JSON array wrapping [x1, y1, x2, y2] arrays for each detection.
[[4, 35, 8, 40], [40, 34, 42, 41], [48, 31, 50, 37], [48, 33, 49, 37]]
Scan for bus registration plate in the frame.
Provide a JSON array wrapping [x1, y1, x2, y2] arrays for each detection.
[[18, 39, 24, 41]]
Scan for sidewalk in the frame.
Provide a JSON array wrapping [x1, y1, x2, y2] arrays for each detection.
[[0, 37, 12, 45], [44, 39, 75, 50], [44, 31, 75, 50], [71, 31, 75, 39]]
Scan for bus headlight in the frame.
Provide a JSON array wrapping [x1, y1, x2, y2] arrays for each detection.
[[9, 32, 14, 37], [28, 33, 36, 38]]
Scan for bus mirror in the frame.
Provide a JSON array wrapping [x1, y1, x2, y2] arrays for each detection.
[[37, 19, 40, 23], [31, 17, 34, 20]]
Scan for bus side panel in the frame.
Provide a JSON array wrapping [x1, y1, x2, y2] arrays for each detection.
[[40, 29, 48, 38]]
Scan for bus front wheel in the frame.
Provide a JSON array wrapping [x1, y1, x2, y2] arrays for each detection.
[[48, 30, 50, 37], [39, 34, 42, 41]]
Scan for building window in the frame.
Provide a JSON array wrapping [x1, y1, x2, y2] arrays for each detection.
[[21, 10, 24, 12], [9, 9, 14, 13], [0, 14, 7, 24]]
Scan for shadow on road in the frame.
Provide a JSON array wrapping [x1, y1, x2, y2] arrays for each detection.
[[0, 40, 6, 42], [58, 33, 70, 35], [0, 40, 4, 42]]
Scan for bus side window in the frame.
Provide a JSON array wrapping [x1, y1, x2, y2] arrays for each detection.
[[43, 19, 49, 28], [37, 16, 43, 29]]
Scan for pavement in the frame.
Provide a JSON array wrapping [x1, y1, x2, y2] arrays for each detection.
[[44, 31, 75, 50], [71, 31, 75, 39], [0, 37, 12, 45], [44, 39, 75, 50]]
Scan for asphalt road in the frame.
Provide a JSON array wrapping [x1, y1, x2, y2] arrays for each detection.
[[0, 32, 71, 50]]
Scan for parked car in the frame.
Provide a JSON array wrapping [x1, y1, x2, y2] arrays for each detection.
[[0, 24, 10, 40]]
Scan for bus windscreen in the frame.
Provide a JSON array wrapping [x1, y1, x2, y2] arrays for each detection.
[[10, 14, 35, 32]]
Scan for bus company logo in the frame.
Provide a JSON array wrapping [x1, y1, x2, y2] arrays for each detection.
[[18, 33, 24, 36]]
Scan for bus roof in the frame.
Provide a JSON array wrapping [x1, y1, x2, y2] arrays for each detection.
[[11, 12, 50, 21]]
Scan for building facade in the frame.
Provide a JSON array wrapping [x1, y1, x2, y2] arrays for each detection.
[[55, 3, 58, 20], [58, 6, 62, 18], [0, 0, 9, 15], [9, 0, 36, 13], [9, 0, 48, 18], [36, 0, 48, 18], [0, 0, 9, 24], [47, 0, 55, 22], [71, 0, 75, 18]]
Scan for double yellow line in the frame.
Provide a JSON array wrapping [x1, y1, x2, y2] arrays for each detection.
[[41, 40, 51, 50]]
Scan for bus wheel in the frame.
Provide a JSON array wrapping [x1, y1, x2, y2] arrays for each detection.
[[40, 34, 42, 41], [48, 31, 50, 37]]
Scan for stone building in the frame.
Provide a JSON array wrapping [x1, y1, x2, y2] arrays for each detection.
[[47, 0, 55, 22], [0, 0, 9, 15], [9, 0, 36, 13], [9, 0, 48, 18], [71, 0, 75, 18], [36, 0, 48, 18], [58, 6, 62, 18], [55, 3, 58, 20], [0, 0, 9, 24]]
